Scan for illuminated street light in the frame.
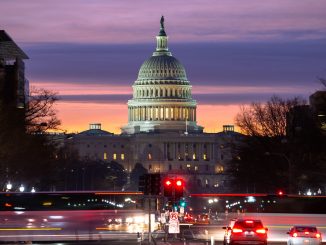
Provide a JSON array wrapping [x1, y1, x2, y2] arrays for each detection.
[[31, 187, 36, 193], [6, 182, 12, 191], [19, 185, 25, 192]]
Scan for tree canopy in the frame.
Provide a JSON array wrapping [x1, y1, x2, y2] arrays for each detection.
[[235, 95, 306, 137]]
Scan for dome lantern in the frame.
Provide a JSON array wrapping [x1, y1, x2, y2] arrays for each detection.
[[154, 16, 171, 56]]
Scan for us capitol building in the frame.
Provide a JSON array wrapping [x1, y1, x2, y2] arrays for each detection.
[[68, 17, 242, 191]]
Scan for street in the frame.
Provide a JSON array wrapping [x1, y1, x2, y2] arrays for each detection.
[[0, 211, 325, 243]]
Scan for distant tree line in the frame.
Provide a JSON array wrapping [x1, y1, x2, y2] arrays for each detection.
[[232, 91, 326, 194]]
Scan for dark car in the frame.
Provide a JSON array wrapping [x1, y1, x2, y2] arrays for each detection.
[[223, 218, 268, 245]]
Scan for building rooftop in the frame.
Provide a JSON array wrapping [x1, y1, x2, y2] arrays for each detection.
[[0, 30, 29, 60], [78, 123, 113, 136]]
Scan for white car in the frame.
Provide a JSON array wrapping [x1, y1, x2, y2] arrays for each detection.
[[287, 226, 322, 245]]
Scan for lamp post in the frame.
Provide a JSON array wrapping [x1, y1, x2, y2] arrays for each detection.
[[19, 184, 25, 192], [265, 152, 292, 194], [6, 182, 12, 192]]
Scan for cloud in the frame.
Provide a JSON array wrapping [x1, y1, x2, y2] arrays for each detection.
[[1, 0, 326, 43], [24, 41, 326, 90]]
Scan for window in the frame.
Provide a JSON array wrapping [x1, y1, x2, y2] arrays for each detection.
[[203, 154, 207, 160], [103, 152, 107, 160], [192, 153, 196, 160], [121, 154, 125, 160], [113, 153, 117, 160], [179, 165, 183, 170], [148, 153, 152, 160], [186, 164, 191, 168], [194, 166, 198, 171], [149, 164, 152, 170], [221, 154, 224, 160], [206, 164, 209, 171], [216, 165, 224, 173], [169, 164, 172, 170]]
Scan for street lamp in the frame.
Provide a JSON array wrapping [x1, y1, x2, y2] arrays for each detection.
[[19, 184, 25, 192], [265, 152, 292, 194], [6, 182, 12, 191]]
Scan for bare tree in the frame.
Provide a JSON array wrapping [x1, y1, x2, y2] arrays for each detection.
[[235, 95, 306, 137], [25, 87, 61, 133]]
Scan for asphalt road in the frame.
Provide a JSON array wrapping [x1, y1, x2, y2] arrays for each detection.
[[0, 211, 325, 243], [3, 242, 324, 245]]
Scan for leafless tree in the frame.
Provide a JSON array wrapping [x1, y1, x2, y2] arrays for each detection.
[[235, 95, 306, 137], [25, 87, 61, 133]]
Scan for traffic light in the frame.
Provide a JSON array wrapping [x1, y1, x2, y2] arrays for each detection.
[[277, 190, 287, 196], [150, 173, 161, 195], [138, 174, 161, 195], [138, 174, 148, 194], [174, 178, 184, 200], [180, 199, 186, 207], [163, 178, 173, 197]]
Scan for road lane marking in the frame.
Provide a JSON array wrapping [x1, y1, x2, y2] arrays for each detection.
[[0, 228, 61, 231]]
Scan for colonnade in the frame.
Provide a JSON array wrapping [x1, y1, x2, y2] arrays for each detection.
[[134, 87, 191, 99], [128, 106, 196, 122]]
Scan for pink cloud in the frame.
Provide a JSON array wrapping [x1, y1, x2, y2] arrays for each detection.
[[1, 0, 326, 43]]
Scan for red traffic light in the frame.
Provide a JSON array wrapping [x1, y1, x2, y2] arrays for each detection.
[[176, 179, 183, 187], [165, 179, 172, 186], [277, 190, 284, 196]]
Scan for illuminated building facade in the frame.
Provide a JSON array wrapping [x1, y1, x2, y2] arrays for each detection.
[[68, 18, 242, 191]]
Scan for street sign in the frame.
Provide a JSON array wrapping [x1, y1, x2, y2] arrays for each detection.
[[168, 212, 179, 234], [169, 211, 178, 221], [168, 221, 180, 234]]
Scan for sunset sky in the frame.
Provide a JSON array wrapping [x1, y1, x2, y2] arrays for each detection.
[[1, 0, 326, 133]]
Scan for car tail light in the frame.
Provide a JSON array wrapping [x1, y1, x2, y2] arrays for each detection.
[[256, 229, 267, 234], [305, 231, 310, 235], [292, 232, 298, 237], [232, 228, 243, 233], [316, 233, 321, 238]]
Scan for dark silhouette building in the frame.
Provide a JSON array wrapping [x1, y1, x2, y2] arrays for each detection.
[[0, 30, 29, 131]]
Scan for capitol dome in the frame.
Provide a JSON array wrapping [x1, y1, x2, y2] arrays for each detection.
[[122, 16, 203, 134], [137, 55, 187, 81]]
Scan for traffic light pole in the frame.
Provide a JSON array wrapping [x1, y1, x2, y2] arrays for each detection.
[[148, 174, 152, 244], [148, 196, 152, 243]]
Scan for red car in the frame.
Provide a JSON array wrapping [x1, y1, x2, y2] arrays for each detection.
[[223, 219, 268, 245], [184, 213, 194, 223]]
